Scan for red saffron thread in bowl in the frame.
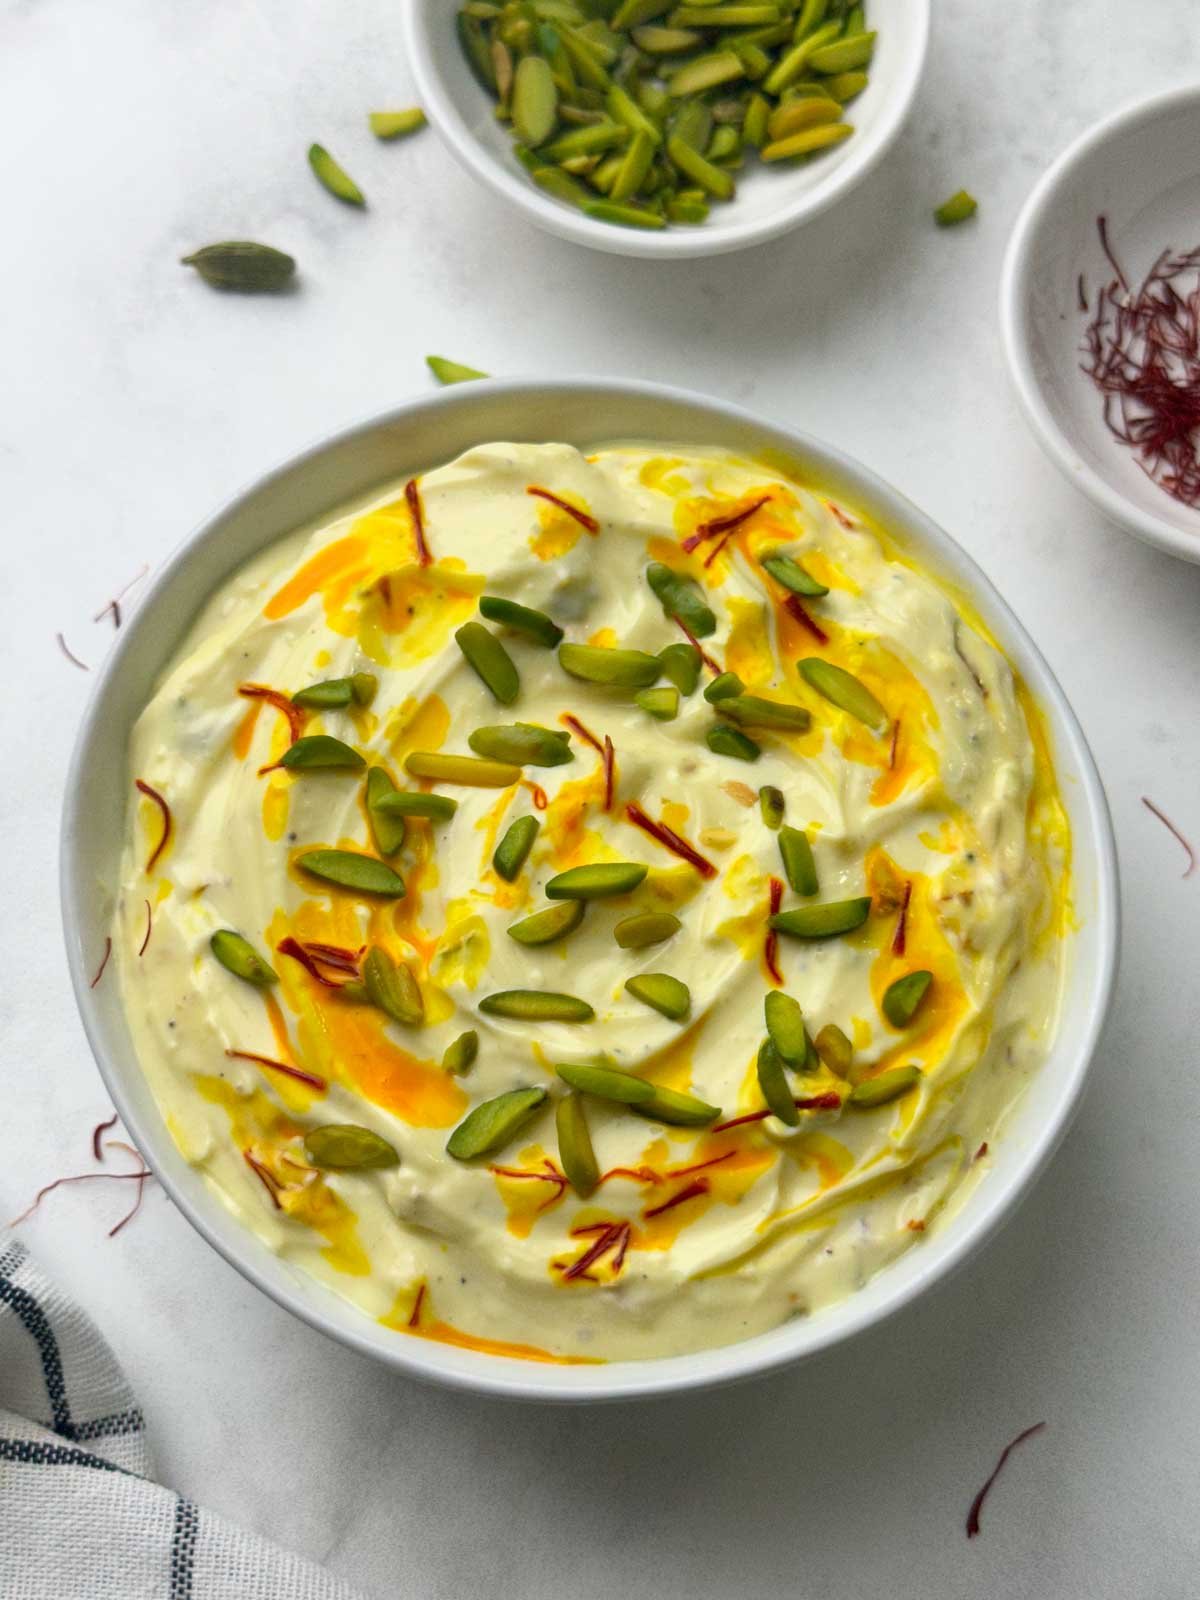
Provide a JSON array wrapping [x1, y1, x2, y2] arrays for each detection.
[[237, 683, 304, 745], [624, 801, 716, 879], [406, 477, 433, 565], [137, 900, 153, 957], [527, 485, 599, 533], [134, 779, 172, 872], [90, 937, 112, 989], [765, 876, 784, 984]]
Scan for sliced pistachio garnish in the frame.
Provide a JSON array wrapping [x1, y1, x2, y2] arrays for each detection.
[[298, 849, 406, 898], [303, 1124, 399, 1169], [761, 552, 829, 597], [583, 200, 666, 229], [493, 815, 540, 882], [555, 1060, 654, 1104], [704, 671, 744, 703], [762, 122, 853, 161], [706, 724, 761, 762], [614, 911, 681, 949], [280, 734, 364, 771], [468, 723, 573, 766], [404, 751, 521, 787], [624, 972, 690, 1020], [635, 686, 680, 721], [507, 900, 585, 947], [479, 990, 594, 1021], [849, 1065, 921, 1109], [308, 143, 365, 206], [657, 642, 702, 695], [757, 1038, 800, 1126], [351, 672, 378, 705], [558, 641, 661, 688], [512, 53, 558, 145], [365, 766, 406, 857], [935, 189, 978, 227], [455, 621, 519, 705], [882, 971, 933, 1028], [809, 31, 875, 72], [717, 695, 811, 731], [556, 1092, 599, 1197], [634, 1083, 720, 1126], [764, 990, 807, 1065], [759, 785, 785, 830], [814, 1023, 853, 1077], [646, 562, 717, 638], [799, 658, 888, 730], [375, 789, 458, 823], [479, 594, 563, 647], [210, 929, 276, 986], [442, 1030, 479, 1075], [181, 241, 295, 292], [446, 1086, 549, 1160], [769, 897, 870, 939], [427, 355, 488, 384], [778, 825, 818, 895], [545, 862, 648, 900], [363, 947, 424, 1027], [369, 108, 426, 141]]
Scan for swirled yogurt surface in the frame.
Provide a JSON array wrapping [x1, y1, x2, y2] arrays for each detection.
[[114, 442, 1070, 1363]]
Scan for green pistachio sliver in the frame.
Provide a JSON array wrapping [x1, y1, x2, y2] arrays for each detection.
[[442, 1030, 479, 1075], [351, 672, 378, 706], [762, 122, 854, 161], [670, 98, 713, 153], [404, 751, 521, 787], [308, 144, 365, 206], [363, 947, 424, 1026], [298, 849, 406, 898], [742, 92, 770, 148], [559, 27, 613, 90], [824, 69, 869, 102], [609, 129, 657, 202], [555, 1060, 655, 1104], [769, 897, 871, 939], [657, 642, 702, 695], [446, 1086, 550, 1160], [610, 0, 673, 28], [804, 1028, 821, 1073], [479, 594, 564, 647], [606, 83, 663, 146], [814, 1022, 853, 1077], [624, 972, 690, 1020], [181, 242, 296, 292], [759, 785, 785, 829], [528, 161, 594, 204], [369, 108, 426, 140], [809, 31, 875, 72], [210, 930, 276, 987], [757, 1038, 800, 1126], [507, 900, 585, 946], [280, 735, 364, 771], [542, 120, 630, 161], [667, 50, 745, 98], [584, 199, 666, 228], [799, 657, 888, 730], [303, 1124, 399, 1170], [707, 125, 743, 164], [935, 189, 978, 227], [646, 562, 717, 638], [706, 724, 761, 762], [614, 911, 681, 949], [427, 355, 488, 384], [556, 1092, 599, 1197], [767, 96, 842, 142], [762, 552, 829, 597], [672, 2, 781, 21], [634, 1083, 720, 1126], [365, 767, 405, 857], [762, 21, 837, 93], [634, 686, 680, 721], [718, 695, 812, 731], [375, 789, 459, 822], [468, 723, 574, 767], [558, 642, 661, 687], [455, 621, 520, 705], [493, 815, 541, 882], [882, 970, 934, 1028], [666, 133, 735, 198], [666, 195, 710, 224], [844, 5, 867, 37], [794, 0, 829, 37], [704, 671, 744, 703], [545, 862, 647, 900], [631, 23, 703, 51], [512, 53, 559, 145], [459, 11, 498, 89], [778, 825, 818, 895], [764, 990, 807, 1065], [731, 39, 770, 81], [849, 1065, 921, 1109], [479, 989, 594, 1021]]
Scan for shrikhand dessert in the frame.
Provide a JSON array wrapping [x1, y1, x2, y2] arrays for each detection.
[[114, 441, 1070, 1364]]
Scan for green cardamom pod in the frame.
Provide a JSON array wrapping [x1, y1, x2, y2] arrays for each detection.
[[181, 241, 296, 292]]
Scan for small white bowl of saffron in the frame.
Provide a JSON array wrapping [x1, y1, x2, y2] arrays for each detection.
[[1001, 85, 1200, 564]]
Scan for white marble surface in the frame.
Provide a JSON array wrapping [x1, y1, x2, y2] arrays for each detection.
[[3, 1, 1200, 1595]]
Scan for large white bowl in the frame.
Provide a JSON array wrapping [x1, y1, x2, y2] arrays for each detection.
[[404, 1, 930, 260], [61, 380, 1118, 1402], [1001, 85, 1200, 564]]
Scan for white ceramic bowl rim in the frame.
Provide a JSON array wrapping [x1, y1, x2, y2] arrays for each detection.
[[60, 378, 1119, 1402], [403, 2, 931, 260], [1000, 82, 1200, 561]]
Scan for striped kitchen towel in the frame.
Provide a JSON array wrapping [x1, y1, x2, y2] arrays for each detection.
[[0, 1233, 367, 1599]]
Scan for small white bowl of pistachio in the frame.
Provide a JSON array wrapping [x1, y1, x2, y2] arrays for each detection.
[[405, 0, 930, 258]]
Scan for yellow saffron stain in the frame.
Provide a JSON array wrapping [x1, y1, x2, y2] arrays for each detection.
[[724, 596, 775, 687], [587, 625, 619, 648], [382, 1288, 597, 1364], [262, 778, 289, 842], [638, 456, 691, 497], [232, 701, 260, 759], [358, 563, 482, 667], [542, 771, 612, 870], [641, 1016, 708, 1093], [431, 904, 492, 992], [490, 1145, 566, 1239], [386, 693, 451, 764], [529, 498, 586, 560]]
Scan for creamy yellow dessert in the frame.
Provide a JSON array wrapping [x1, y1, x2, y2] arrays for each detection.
[[114, 442, 1070, 1363]]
